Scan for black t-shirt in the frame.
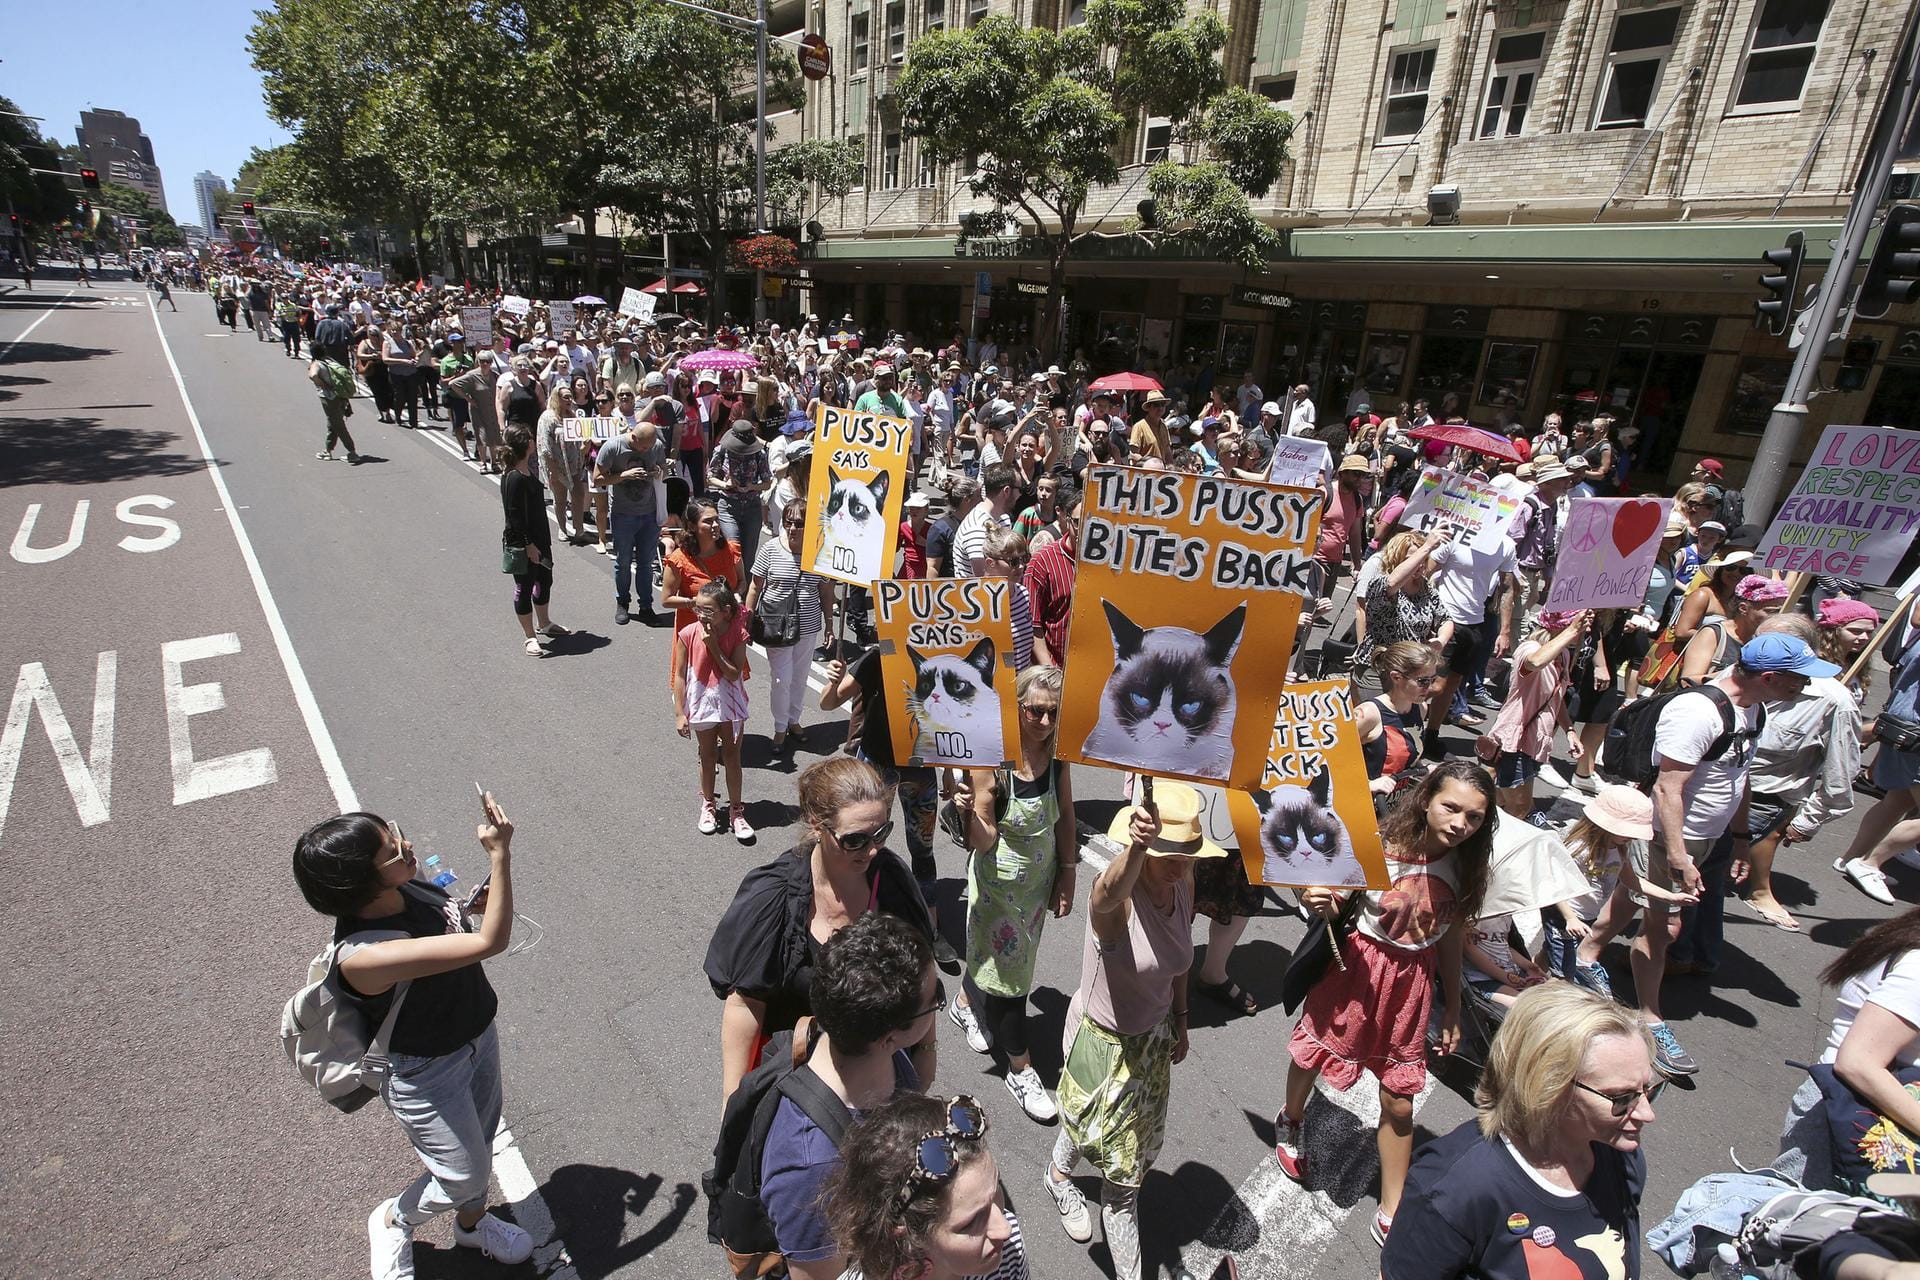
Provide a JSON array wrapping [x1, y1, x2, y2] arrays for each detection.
[[703, 843, 933, 1036], [926, 517, 957, 575], [1381, 1120, 1645, 1280], [851, 647, 898, 765], [336, 881, 499, 1058]]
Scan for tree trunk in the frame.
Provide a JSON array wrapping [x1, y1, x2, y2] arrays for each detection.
[[404, 194, 429, 285], [1042, 213, 1076, 363], [581, 205, 599, 294]]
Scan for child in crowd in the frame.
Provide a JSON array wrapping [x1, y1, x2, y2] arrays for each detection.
[[672, 579, 754, 842], [1482, 609, 1589, 818], [1462, 911, 1552, 1007], [1551, 785, 1698, 997]]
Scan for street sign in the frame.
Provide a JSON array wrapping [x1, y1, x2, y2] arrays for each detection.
[[1232, 284, 1296, 311], [799, 33, 832, 80]]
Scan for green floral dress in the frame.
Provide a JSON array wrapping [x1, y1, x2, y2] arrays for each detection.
[[964, 763, 1061, 998]]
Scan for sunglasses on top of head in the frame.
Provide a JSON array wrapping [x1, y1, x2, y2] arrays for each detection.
[[895, 1096, 990, 1207]]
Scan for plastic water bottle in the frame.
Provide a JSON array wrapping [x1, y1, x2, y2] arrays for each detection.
[[421, 854, 459, 892]]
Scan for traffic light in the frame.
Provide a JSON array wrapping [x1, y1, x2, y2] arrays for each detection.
[[1755, 230, 1805, 337], [1837, 337, 1879, 391], [79, 167, 99, 190], [319, 236, 331, 249], [1858, 204, 1920, 318], [242, 200, 255, 216]]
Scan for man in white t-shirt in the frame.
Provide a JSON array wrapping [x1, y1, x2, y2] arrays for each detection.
[[1418, 530, 1519, 760], [1636, 633, 1833, 1078], [953, 462, 1019, 577], [1286, 384, 1316, 437]]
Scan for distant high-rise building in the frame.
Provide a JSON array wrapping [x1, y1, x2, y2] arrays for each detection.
[[193, 172, 228, 241], [75, 109, 167, 213]]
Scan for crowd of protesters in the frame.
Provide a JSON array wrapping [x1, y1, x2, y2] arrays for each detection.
[[260, 258, 1920, 1280]]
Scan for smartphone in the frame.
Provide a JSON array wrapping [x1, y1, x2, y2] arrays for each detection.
[[475, 781, 489, 811], [463, 873, 492, 911]]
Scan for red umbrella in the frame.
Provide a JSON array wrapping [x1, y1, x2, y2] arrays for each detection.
[[673, 280, 706, 294], [1087, 372, 1163, 394], [641, 278, 671, 294], [1408, 422, 1526, 463]]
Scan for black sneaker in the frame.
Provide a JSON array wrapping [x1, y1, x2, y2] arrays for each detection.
[[615, 602, 630, 626], [932, 932, 962, 970]]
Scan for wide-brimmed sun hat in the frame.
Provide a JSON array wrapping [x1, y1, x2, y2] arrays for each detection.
[[1584, 786, 1653, 841], [1104, 781, 1230, 859]]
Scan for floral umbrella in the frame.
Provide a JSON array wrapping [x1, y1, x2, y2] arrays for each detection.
[[571, 294, 606, 306], [680, 348, 760, 372]]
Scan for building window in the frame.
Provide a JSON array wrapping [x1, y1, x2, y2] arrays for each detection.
[[1380, 46, 1437, 143], [1143, 116, 1172, 163], [849, 135, 867, 189], [883, 132, 902, 189], [1257, 74, 1296, 105], [1593, 6, 1681, 129], [886, 0, 906, 60], [918, 151, 939, 187], [1723, 356, 1794, 435], [926, 0, 945, 30], [1732, 0, 1828, 110], [852, 11, 870, 70], [1479, 31, 1544, 138], [967, 0, 988, 24], [1066, 0, 1087, 24], [846, 77, 868, 131]]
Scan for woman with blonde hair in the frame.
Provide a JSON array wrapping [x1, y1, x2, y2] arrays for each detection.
[[1380, 984, 1659, 1278], [537, 383, 590, 544], [703, 755, 936, 1102], [1351, 530, 1445, 702]]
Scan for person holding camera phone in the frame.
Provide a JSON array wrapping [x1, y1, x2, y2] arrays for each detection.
[[290, 791, 533, 1280]]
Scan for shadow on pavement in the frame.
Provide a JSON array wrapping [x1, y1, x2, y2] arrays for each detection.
[[536, 1164, 697, 1279], [0, 372, 47, 404], [1151, 1159, 1243, 1278], [0, 296, 117, 312], [0, 341, 117, 364], [0, 416, 210, 487]]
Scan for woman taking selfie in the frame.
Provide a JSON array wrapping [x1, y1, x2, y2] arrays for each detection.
[[825, 1092, 1027, 1280], [291, 794, 534, 1278]]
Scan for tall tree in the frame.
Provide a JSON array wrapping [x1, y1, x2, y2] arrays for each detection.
[[897, 1, 1292, 353]]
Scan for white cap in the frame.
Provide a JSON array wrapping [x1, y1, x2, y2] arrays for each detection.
[[905, 492, 931, 509]]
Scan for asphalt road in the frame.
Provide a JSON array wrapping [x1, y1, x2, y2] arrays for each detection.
[[0, 268, 1908, 1280]]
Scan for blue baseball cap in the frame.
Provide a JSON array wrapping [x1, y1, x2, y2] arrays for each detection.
[[1739, 633, 1840, 678]]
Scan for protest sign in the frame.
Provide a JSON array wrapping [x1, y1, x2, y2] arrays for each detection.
[[558, 416, 625, 443], [458, 306, 493, 348], [799, 402, 913, 587], [619, 287, 656, 321], [499, 295, 532, 318], [873, 578, 1020, 769], [1753, 425, 1920, 583], [547, 300, 576, 333], [1057, 466, 1323, 789], [1226, 680, 1388, 890], [1266, 436, 1333, 490], [1544, 497, 1674, 611], [1399, 466, 1522, 553], [362, 269, 384, 288]]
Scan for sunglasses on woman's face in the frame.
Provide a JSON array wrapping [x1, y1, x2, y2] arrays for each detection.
[[895, 1096, 990, 1207], [833, 819, 894, 853], [1574, 1078, 1665, 1117]]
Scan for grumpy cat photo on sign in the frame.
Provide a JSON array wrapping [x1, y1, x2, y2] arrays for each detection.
[[907, 638, 1003, 765], [1252, 763, 1365, 888], [812, 466, 891, 582], [1080, 599, 1245, 781]]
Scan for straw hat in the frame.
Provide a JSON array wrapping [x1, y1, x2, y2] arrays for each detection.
[[1104, 781, 1230, 859], [1584, 786, 1653, 841]]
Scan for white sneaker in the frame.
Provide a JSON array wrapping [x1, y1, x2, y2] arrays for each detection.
[[948, 997, 991, 1054], [1536, 761, 1569, 791], [367, 1200, 414, 1280], [1838, 856, 1898, 906], [1043, 1166, 1094, 1243], [453, 1212, 534, 1265], [1005, 1066, 1058, 1122], [698, 799, 720, 835], [730, 806, 756, 843], [523, 637, 546, 658]]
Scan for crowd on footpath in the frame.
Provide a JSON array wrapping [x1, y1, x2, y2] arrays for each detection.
[[245, 255, 1920, 1280]]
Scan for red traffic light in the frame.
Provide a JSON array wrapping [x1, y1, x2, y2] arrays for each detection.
[[79, 167, 100, 190], [242, 200, 255, 215]]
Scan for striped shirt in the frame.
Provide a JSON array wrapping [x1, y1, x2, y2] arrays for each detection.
[[750, 537, 826, 638], [1024, 538, 1076, 663], [1010, 579, 1034, 670]]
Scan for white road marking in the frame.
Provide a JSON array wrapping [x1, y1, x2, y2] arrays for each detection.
[[146, 294, 575, 1277], [0, 652, 116, 846], [9, 500, 89, 563], [0, 291, 76, 361], [161, 633, 278, 805]]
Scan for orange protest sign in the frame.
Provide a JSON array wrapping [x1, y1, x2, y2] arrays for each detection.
[[799, 402, 913, 587], [873, 578, 1021, 767], [1226, 679, 1388, 889], [1057, 466, 1322, 789]]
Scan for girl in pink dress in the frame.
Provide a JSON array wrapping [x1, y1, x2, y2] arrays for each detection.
[[671, 579, 753, 841]]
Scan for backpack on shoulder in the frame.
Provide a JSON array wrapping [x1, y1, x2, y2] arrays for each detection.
[[279, 930, 412, 1113], [1599, 684, 1764, 792], [704, 1018, 853, 1278]]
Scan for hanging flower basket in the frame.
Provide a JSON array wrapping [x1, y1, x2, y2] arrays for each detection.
[[729, 233, 800, 273]]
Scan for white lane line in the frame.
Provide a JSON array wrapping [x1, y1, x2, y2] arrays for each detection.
[[0, 292, 77, 361], [147, 296, 577, 1278]]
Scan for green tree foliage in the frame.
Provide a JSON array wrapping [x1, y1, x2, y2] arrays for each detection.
[[0, 97, 84, 258], [898, 2, 1293, 352], [93, 182, 186, 249]]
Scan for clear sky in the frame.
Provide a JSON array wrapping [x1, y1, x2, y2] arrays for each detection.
[[2, 0, 288, 223]]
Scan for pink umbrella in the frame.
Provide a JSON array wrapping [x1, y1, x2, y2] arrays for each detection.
[[680, 348, 760, 372], [1087, 372, 1163, 394], [1408, 422, 1525, 464]]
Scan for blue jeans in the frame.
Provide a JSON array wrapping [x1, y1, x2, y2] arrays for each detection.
[[384, 1023, 503, 1225], [610, 512, 659, 609], [717, 494, 762, 575]]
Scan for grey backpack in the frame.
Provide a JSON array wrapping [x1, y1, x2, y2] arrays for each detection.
[[280, 930, 412, 1113], [1723, 1188, 1894, 1279]]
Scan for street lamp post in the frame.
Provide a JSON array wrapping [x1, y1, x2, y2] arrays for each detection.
[[657, 0, 770, 327]]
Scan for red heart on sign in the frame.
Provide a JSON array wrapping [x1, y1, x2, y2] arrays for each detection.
[[1610, 499, 1664, 558]]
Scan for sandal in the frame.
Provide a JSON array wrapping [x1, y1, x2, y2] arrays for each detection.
[[1742, 896, 1802, 932], [1195, 977, 1259, 1017]]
